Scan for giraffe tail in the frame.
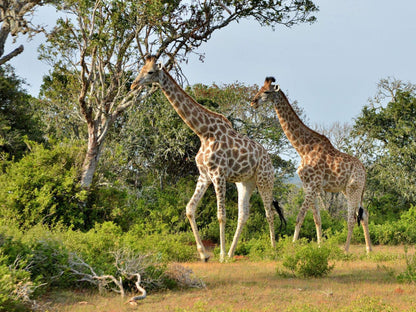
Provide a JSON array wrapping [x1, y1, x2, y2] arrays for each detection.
[[357, 183, 365, 227], [357, 206, 364, 227], [273, 200, 286, 231]]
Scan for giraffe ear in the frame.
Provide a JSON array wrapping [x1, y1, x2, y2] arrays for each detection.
[[273, 84, 280, 92]]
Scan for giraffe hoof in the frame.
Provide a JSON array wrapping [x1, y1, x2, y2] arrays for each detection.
[[202, 255, 210, 263]]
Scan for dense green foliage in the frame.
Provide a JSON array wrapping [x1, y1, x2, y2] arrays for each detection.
[[352, 78, 416, 221], [0, 66, 44, 161], [0, 142, 87, 229], [0, 254, 34, 312]]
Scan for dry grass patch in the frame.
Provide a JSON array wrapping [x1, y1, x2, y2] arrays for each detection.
[[45, 245, 416, 312]]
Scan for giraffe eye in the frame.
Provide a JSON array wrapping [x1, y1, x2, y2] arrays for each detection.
[[148, 71, 155, 75]]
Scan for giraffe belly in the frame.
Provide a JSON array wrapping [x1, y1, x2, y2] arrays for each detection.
[[226, 162, 257, 183], [227, 171, 256, 183], [322, 178, 346, 193]]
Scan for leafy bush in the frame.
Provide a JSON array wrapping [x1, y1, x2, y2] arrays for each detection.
[[0, 141, 88, 230], [0, 220, 202, 309], [123, 224, 197, 262], [278, 237, 335, 278], [0, 255, 37, 312], [364, 205, 416, 245], [233, 234, 278, 260]]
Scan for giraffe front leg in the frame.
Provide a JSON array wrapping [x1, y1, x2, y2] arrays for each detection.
[[311, 203, 322, 245], [293, 187, 316, 242], [213, 176, 227, 262], [228, 180, 256, 259], [186, 175, 211, 262]]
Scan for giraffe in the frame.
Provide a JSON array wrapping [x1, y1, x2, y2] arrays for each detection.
[[251, 77, 372, 253], [130, 56, 285, 262]]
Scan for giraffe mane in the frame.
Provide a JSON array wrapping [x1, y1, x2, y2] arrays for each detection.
[[162, 68, 233, 127], [277, 88, 335, 148], [143, 55, 233, 127]]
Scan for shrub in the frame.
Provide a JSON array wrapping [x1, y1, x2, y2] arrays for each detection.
[[234, 234, 278, 260], [0, 141, 87, 230], [1, 221, 200, 300], [278, 238, 335, 278], [123, 225, 197, 262], [365, 205, 416, 245], [0, 255, 38, 312]]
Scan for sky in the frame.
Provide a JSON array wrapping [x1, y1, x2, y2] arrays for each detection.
[[5, 0, 416, 127]]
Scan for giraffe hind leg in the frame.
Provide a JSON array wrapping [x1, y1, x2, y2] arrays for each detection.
[[227, 180, 256, 259], [360, 207, 372, 253], [344, 189, 365, 253]]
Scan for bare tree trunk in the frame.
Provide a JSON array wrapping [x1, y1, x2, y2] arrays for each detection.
[[80, 131, 103, 188], [78, 89, 146, 188]]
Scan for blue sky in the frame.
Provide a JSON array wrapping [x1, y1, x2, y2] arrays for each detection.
[[6, 0, 416, 126]]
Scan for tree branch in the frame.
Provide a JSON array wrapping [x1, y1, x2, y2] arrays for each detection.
[[0, 44, 23, 65]]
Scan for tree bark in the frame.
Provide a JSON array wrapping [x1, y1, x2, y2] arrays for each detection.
[[78, 88, 145, 188], [80, 124, 103, 188]]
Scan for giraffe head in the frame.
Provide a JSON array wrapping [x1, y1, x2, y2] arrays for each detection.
[[131, 55, 162, 90], [250, 77, 280, 109]]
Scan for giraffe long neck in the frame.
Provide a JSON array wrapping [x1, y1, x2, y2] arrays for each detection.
[[158, 69, 231, 137], [273, 91, 324, 155]]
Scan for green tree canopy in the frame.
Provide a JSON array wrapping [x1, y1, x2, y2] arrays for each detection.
[[352, 78, 416, 218], [0, 66, 44, 161]]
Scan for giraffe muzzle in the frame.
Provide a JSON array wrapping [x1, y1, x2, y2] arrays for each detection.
[[251, 99, 259, 109]]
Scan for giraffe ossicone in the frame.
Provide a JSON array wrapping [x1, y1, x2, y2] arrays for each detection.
[[251, 76, 372, 253], [131, 56, 286, 262]]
